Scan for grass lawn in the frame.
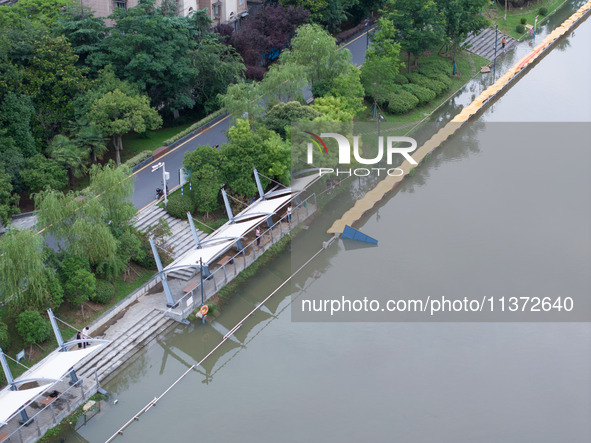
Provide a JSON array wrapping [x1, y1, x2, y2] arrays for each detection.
[[489, 0, 567, 39], [118, 122, 193, 160], [358, 50, 488, 125]]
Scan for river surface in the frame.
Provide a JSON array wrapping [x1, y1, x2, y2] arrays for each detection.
[[62, 4, 590, 442]]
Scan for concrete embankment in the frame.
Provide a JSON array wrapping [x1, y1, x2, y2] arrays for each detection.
[[327, 0, 591, 235]]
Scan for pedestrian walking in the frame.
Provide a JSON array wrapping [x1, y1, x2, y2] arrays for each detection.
[[501, 37, 507, 50], [287, 205, 292, 222], [83, 326, 91, 348], [256, 226, 261, 247], [76, 331, 82, 349]]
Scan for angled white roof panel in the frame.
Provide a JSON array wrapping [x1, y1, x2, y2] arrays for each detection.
[[0, 384, 51, 425], [171, 239, 236, 268], [240, 194, 292, 218], [21, 345, 104, 384], [211, 216, 265, 242]]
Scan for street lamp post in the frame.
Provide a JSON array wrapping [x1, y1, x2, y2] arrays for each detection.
[[493, 25, 499, 77], [377, 113, 384, 138], [534, 15, 538, 41], [504, 0, 507, 21], [365, 18, 370, 50]]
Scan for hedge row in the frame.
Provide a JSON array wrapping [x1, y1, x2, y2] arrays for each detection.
[[378, 59, 454, 114]]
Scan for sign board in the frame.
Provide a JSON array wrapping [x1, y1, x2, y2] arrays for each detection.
[[16, 349, 25, 362]]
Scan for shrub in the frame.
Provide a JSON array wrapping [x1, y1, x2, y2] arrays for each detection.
[[407, 73, 448, 95], [165, 192, 195, 219], [539, 7, 548, 16], [516, 24, 525, 33], [403, 84, 436, 104], [417, 59, 452, 76], [394, 74, 409, 84], [162, 108, 227, 146], [0, 322, 10, 350], [520, 17, 527, 24], [92, 280, 115, 304], [16, 310, 51, 345], [123, 151, 152, 169], [386, 87, 419, 114]]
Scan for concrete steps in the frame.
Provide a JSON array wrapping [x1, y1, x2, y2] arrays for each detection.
[[463, 27, 518, 61], [134, 204, 209, 281], [76, 310, 174, 383]]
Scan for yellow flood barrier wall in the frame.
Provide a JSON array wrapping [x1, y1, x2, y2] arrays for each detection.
[[327, 1, 591, 235]]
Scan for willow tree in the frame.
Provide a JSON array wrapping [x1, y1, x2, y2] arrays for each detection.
[[0, 228, 51, 312], [86, 162, 136, 232], [34, 188, 118, 270]]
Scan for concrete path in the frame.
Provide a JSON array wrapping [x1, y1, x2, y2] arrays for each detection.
[[463, 27, 518, 61]]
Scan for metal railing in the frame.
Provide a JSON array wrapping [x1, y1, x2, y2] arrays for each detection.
[[3, 368, 100, 443], [168, 193, 317, 320]]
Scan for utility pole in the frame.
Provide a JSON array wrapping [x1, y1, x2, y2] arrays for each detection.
[[493, 25, 499, 77]]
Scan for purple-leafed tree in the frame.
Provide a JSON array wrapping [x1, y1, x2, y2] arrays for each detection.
[[227, 4, 310, 78]]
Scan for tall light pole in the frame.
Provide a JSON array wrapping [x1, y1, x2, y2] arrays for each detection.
[[365, 18, 370, 50], [377, 113, 384, 138], [152, 162, 169, 206], [493, 25, 499, 77], [534, 15, 538, 41], [504, 0, 507, 21]]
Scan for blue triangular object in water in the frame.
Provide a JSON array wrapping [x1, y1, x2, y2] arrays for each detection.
[[341, 225, 378, 245]]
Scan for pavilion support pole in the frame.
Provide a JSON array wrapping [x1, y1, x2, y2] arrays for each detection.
[[149, 239, 177, 308]]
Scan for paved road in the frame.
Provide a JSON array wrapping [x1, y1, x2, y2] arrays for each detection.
[[130, 30, 372, 211]]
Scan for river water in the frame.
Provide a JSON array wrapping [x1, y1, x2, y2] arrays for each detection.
[[62, 4, 590, 442]]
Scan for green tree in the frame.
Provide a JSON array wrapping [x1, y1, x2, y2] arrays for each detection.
[[86, 162, 136, 232], [192, 164, 222, 217], [99, 0, 214, 114], [34, 189, 120, 272], [260, 62, 307, 107], [22, 34, 89, 142], [47, 134, 89, 185], [279, 24, 351, 89], [16, 310, 51, 353], [0, 165, 19, 224], [64, 268, 95, 318], [0, 92, 37, 158], [311, 96, 357, 122], [58, 5, 107, 70], [326, 65, 365, 115], [360, 56, 399, 105], [435, 0, 488, 74], [219, 81, 263, 122], [0, 229, 51, 312], [75, 123, 107, 164], [20, 154, 68, 194], [221, 119, 291, 197], [264, 101, 321, 138], [0, 0, 76, 29], [190, 37, 245, 113], [383, 0, 445, 72], [88, 89, 161, 165]]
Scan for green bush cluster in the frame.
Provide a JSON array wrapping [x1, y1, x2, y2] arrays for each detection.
[[92, 280, 115, 304], [387, 86, 419, 114], [394, 74, 409, 84], [520, 17, 527, 25], [0, 322, 10, 350], [402, 84, 436, 105], [16, 311, 51, 345], [417, 59, 452, 76], [165, 192, 195, 219], [516, 24, 525, 33], [539, 7, 548, 16], [407, 73, 447, 95]]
